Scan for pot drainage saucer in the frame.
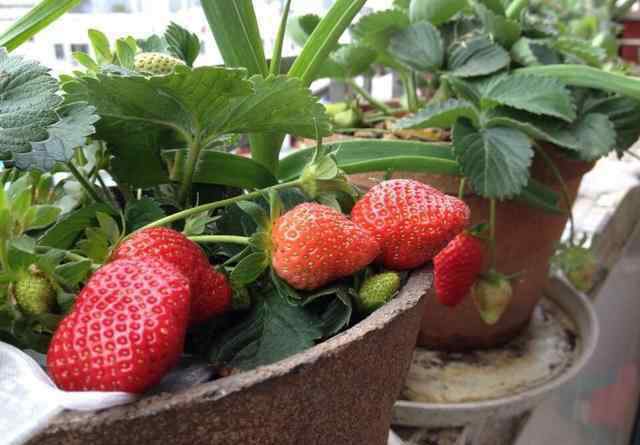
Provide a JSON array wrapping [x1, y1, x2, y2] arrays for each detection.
[[392, 275, 598, 428]]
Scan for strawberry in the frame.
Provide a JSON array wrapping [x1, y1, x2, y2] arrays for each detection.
[[271, 203, 380, 290], [351, 179, 470, 270], [47, 258, 190, 393], [356, 272, 401, 314], [111, 227, 232, 324], [434, 233, 484, 307], [15, 268, 55, 316], [472, 272, 513, 325], [134, 52, 184, 75], [552, 244, 598, 293]]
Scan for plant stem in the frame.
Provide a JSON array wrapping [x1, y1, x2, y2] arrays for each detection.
[[142, 179, 302, 230], [66, 161, 106, 205], [188, 235, 251, 245], [346, 79, 393, 115], [506, 0, 529, 19], [333, 127, 393, 134], [458, 178, 466, 200], [489, 198, 497, 271], [402, 72, 419, 113], [223, 246, 252, 266], [0, 240, 9, 272], [178, 137, 203, 206], [96, 173, 119, 209], [533, 144, 576, 244], [269, 0, 292, 76]]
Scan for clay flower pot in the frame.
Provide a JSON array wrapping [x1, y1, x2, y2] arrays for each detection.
[[30, 270, 431, 445], [351, 146, 594, 350]]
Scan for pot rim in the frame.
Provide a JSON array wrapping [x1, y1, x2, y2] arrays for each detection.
[[47, 268, 432, 431], [393, 273, 599, 427]]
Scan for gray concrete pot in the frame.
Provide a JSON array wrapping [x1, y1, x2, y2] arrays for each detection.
[[30, 269, 431, 445]]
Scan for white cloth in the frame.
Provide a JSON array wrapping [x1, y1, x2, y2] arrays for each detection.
[[0, 341, 137, 445]]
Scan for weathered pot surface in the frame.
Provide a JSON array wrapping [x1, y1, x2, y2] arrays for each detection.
[[351, 145, 595, 350], [30, 269, 431, 445]]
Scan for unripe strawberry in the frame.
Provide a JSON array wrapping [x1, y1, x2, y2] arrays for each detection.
[[472, 273, 513, 325], [553, 245, 598, 293], [134, 52, 184, 75], [356, 272, 401, 314], [15, 270, 55, 316]]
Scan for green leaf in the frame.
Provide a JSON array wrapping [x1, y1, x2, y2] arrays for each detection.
[[14, 103, 99, 171], [231, 252, 269, 286], [163, 150, 277, 189], [73, 52, 99, 71], [394, 99, 479, 129], [55, 260, 92, 287], [288, 0, 367, 86], [165, 22, 201, 67], [288, 14, 321, 47], [236, 201, 270, 230], [278, 139, 459, 181], [0, 0, 82, 51], [115, 39, 136, 70], [317, 291, 353, 337], [394, 0, 411, 10], [351, 9, 410, 69], [12, 189, 32, 225], [96, 212, 121, 245], [137, 34, 168, 54], [77, 227, 110, 263], [474, 2, 521, 47], [210, 289, 322, 369], [447, 76, 482, 105], [552, 37, 606, 67], [481, 74, 576, 121], [316, 44, 377, 79], [453, 119, 533, 199], [0, 50, 62, 158], [36, 249, 65, 276], [389, 22, 444, 72], [571, 113, 616, 161], [124, 198, 165, 233], [88, 29, 112, 64], [410, 0, 467, 25], [510, 38, 561, 66], [583, 94, 640, 153], [8, 236, 37, 271], [201, 0, 268, 76], [23, 205, 61, 231], [448, 36, 510, 78], [39, 203, 115, 249], [478, 0, 506, 14]]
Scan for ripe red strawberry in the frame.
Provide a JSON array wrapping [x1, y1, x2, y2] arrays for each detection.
[[111, 227, 232, 324], [47, 258, 190, 393], [434, 233, 484, 307], [351, 179, 470, 270], [271, 203, 380, 290]]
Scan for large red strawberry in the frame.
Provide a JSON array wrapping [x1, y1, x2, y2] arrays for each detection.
[[434, 233, 484, 307], [111, 227, 232, 324], [271, 203, 380, 290], [351, 179, 470, 270], [47, 258, 190, 393]]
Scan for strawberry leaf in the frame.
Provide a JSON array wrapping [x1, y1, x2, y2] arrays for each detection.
[[409, 0, 467, 26], [55, 260, 92, 287], [237, 201, 270, 230], [389, 21, 444, 72], [583, 94, 640, 153], [230, 252, 269, 286], [474, 2, 521, 47], [448, 36, 510, 78], [511, 38, 561, 66], [453, 119, 533, 199], [351, 9, 410, 52], [287, 14, 321, 47], [39, 203, 116, 249], [315, 44, 377, 79], [481, 74, 576, 122], [570, 113, 616, 161], [553, 37, 606, 67], [165, 22, 201, 67], [394, 99, 479, 129], [124, 197, 165, 233]]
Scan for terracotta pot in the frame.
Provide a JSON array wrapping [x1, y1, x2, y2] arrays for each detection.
[[351, 147, 594, 350], [30, 270, 431, 445]]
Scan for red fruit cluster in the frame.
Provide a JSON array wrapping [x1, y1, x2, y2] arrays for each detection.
[[434, 233, 484, 307], [352, 180, 470, 270], [111, 227, 232, 323], [272, 203, 380, 290]]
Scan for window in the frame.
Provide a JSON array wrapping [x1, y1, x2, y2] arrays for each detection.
[[72, 0, 93, 13], [54, 44, 65, 60], [70, 43, 90, 54]]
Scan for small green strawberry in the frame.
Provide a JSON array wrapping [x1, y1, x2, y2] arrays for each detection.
[[356, 272, 401, 314], [553, 244, 598, 293], [15, 269, 55, 316], [134, 52, 184, 75], [472, 272, 513, 325]]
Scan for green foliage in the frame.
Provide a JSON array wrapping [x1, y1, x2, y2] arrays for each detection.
[[447, 36, 510, 78], [165, 22, 201, 67], [410, 0, 467, 25], [389, 21, 444, 72], [395, 99, 479, 129], [287, 14, 321, 47]]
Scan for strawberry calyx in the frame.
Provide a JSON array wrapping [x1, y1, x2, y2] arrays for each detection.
[[472, 270, 513, 325], [299, 140, 357, 205]]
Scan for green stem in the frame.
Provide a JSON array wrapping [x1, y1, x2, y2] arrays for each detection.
[[489, 198, 497, 271], [188, 235, 251, 245], [178, 137, 203, 205], [458, 177, 466, 200], [142, 179, 302, 230], [223, 246, 252, 266], [400, 72, 419, 113], [506, 0, 529, 19], [269, 0, 292, 76], [346, 79, 393, 115], [0, 240, 9, 272], [249, 133, 284, 178], [96, 173, 119, 209], [534, 144, 576, 244], [66, 161, 106, 205]]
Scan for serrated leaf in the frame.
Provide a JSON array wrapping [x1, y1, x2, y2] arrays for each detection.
[[395, 99, 479, 129], [39, 203, 115, 249], [237, 201, 270, 230], [410, 0, 467, 26], [474, 2, 521, 47], [511, 38, 561, 66], [96, 212, 121, 244], [77, 227, 110, 263], [351, 9, 410, 53], [448, 36, 510, 78], [453, 119, 533, 199], [571, 113, 616, 161], [115, 39, 135, 70], [211, 289, 322, 369], [481, 74, 576, 121], [231, 252, 268, 286], [288, 14, 321, 47], [327, 44, 377, 79], [73, 52, 98, 71], [447, 76, 482, 105], [389, 21, 444, 72], [124, 197, 165, 233], [23, 205, 61, 231], [583, 94, 640, 153], [55, 260, 92, 287], [8, 236, 37, 271], [165, 22, 201, 67], [137, 34, 169, 53], [14, 102, 99, 171], [88, 29, 111, 64], [553, 37, 606, 67], [0, 50, 62, 157]]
